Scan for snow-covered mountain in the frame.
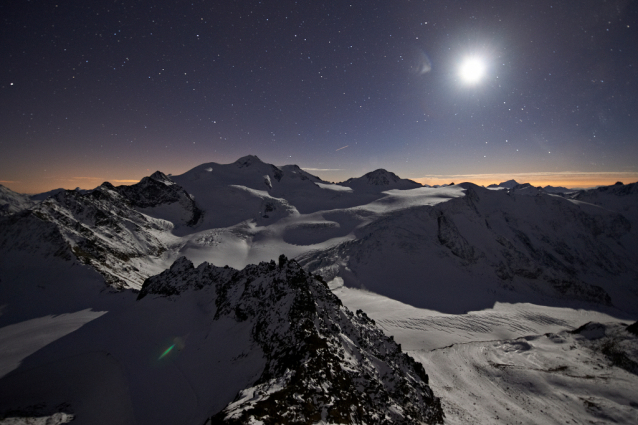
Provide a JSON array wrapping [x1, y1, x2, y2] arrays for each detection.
[[488, 180, 595, 196], [0, 181, 181, 289], [169, 155, 401, 226], [487, 179, 520, 189], [3, 158, 637, 309], [571, 181, 638, 227], [299, 183, 638, 314], [339, 169, 422, 192], [115, 170, 203, 229], [543, 184, 576, 194], [169, 155, 302, 229], [0, 184, 36, 216], [1, 156, 638, 424]]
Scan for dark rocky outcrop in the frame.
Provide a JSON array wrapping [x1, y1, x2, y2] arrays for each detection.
[[140, 255, 444, 424], [114, 171, 203, 227]]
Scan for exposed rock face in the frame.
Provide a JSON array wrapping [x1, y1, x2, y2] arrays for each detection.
[[137, 255, 235, 299], [0, 172, 214, 289], [114, 171, 203, 227], [570, 322, 638, 376], [0, 183, 172, 289], [437, 212, 477, 263], [0, 209, 74, 261], [140, 256, 444, 424]]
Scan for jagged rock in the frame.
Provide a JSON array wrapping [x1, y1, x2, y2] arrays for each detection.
[[114, 171, 203, 227], [140, 256, 444, 424], [0, 210, 74, 261], [0, 184, 171, 289]]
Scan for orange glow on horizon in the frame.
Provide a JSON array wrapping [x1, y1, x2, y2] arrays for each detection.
[[1, 177, 142, 195], [4, 170, 638, 195], [412, 172, 638, 189]]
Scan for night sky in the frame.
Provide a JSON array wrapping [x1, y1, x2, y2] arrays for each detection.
[[2, 1, 638, 193]]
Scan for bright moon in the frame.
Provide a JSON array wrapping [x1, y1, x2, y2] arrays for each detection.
[[459, 57, 485, 84]]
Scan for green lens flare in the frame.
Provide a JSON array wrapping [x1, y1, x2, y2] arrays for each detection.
[[158, 344, 176, 360]]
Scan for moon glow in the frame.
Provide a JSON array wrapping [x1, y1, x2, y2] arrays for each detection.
[[459, 57, 485, 84]]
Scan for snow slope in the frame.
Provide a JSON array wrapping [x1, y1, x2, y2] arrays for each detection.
[[169, 155, 398, 228], [328, 284, 638, 424], [413, 321, 638, 425], [300, 183, 638, 315], [572, 181, 638, 228]]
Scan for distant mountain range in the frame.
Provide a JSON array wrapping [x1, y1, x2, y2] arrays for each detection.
[[1, 155, 637, 424], [3, 156, 635, 312], [487, 179, 578, 194]]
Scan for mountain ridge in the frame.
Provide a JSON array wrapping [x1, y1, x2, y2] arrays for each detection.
[[140, 255, 444, 424], [2, 157, 636, 312]]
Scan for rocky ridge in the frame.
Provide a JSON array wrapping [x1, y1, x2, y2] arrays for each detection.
[[0, 182, 177, 288], [139, 255, 444, 424], [0, 172, 213, 289]]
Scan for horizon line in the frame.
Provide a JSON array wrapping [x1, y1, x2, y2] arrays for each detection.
[[410, 170, 638, 189]]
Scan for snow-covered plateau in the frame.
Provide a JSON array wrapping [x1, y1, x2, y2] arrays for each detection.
[[1, 156, 637, 424]]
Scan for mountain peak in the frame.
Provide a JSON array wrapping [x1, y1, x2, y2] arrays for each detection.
[[149, 171, 174, 185], [365, 168, 398, 184], [340, 169, 422, 191], [234, 155, 264, 168], [488, 179, 520, 189]]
